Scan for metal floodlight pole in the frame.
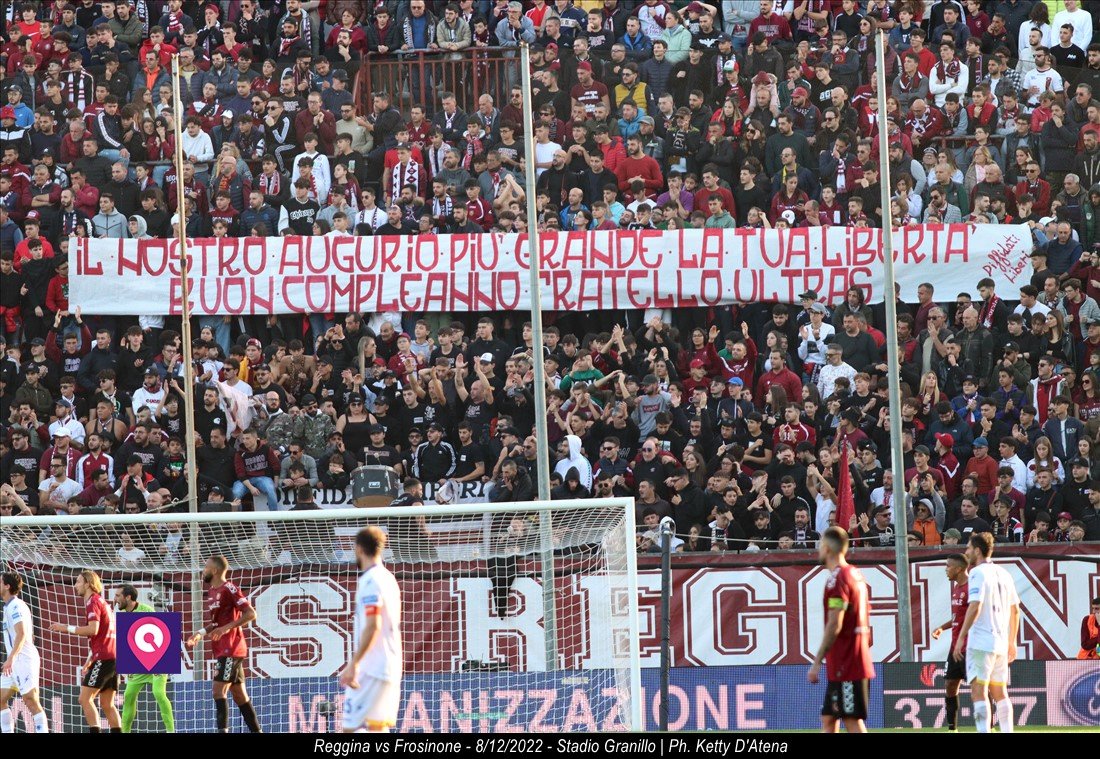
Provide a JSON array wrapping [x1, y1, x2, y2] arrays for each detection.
[[659, 517, 674, 732], [875, 32, 914, 662], [520, 42, 558, 671], [172, 54, 205, 678]]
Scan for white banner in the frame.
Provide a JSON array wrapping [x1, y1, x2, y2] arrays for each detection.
[[71, 225, 1033, 315]]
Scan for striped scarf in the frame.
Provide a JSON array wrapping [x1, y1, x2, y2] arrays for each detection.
[[391, 160, 421, 198], [258, 170, 281, 198]]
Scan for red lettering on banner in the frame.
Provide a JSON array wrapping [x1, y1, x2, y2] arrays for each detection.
[[352, 275, 377, 313], [242, 239, 265, 275], [655, 272, 679, 309], [378, 236, 400, 273], [700, 271, 722, 305], [450, 234, 474, 269], [577, 272, 604, 312], [849, 267, 873, 299], [638, 229, 664, 269], [626, 270, 650, 308], [304, 275, 329, 312], [497, 273, 520, 309], [759, 233, 784, 268], [250, 278, 274, 313], [168, 277, 181, 315], [731, 269, 761, 301], [423, 273, 450, 312], [279, 237, 303, 274], [943, 225, 969, 261], [551, 271, 575, 310], [118, 238, 141, 275], [414, 238, 441, 272], [589, 232, 612, 269], [783, 228, 811, 268], [198, 278, 221, 313], [850, 228, 878, 267], [698, 229, 724, 269], [215, 238, 240, 276], [145, 239, 174, 277], [827, 268, 854, 301], [561, 233, 588, 272], [401, 274, 423, 311], [330, 275, 355, 309], [305, 238, 330, 274], [282, 276, 304, 312], [448, 274, 474, 311], [602, 270, 625, 306], [820, 232, 841, 268], [332, 238, 357, 274], [76, 239, 103, 276], [899, 226, 927, 265], [477, 236, 499, 271], [221, 278, 246, 314]]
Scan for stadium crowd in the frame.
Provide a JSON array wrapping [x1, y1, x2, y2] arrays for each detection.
[[1, 0, 1100, 556]]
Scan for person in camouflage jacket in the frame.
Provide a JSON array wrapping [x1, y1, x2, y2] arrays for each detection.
[[292, 394, 336, 459], [257, 405, 296, 456]]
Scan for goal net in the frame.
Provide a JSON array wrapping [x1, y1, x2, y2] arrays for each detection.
[[0, 498, 641, 733]]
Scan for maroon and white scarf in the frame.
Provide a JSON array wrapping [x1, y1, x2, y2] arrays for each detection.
[[258, 170, 281, 198], [980, 293, 1001, 329], [896, 70, 923, 93], [935, 58, 961, 83], [279, 33, 302, 57], [391, 159, 421, 198]]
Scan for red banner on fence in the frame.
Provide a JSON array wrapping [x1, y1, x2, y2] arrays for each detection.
[[71, 225, 1033, 315], [28, 545, 1095, 687]]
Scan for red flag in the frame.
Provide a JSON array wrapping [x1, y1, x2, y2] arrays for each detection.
[[836, 444, 856, 535]]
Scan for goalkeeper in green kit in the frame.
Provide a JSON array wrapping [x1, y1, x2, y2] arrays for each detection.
[[114, 585, 176, 732]]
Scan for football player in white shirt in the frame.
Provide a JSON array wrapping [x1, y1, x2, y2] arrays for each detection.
[[1, 572, 48, 733], [953, 532, 1021, 734], [339, 526, 403, 733]]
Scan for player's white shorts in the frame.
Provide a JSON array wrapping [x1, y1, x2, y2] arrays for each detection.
[[0, 653, 41, 696], [966, 648, 1010, 686], [343, 675, 400, 732]]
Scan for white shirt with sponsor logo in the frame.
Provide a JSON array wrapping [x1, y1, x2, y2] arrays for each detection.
[[966, 561, 1020, 655], [353, 564, 403, 683]]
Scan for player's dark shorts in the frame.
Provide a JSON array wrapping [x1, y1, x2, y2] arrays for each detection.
[[213, 656, 246, 684], [82, 658, 118, 691], [822, 679, 869, 720], [945, 654, 966, 682]]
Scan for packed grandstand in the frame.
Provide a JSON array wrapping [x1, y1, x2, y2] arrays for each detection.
[[1, 0, 1099, 555]]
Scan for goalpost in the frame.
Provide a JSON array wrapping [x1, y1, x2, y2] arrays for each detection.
[[0, 498, 642, 733]]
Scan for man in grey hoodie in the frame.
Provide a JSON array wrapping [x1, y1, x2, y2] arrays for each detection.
[[92, 193, 129, 239]]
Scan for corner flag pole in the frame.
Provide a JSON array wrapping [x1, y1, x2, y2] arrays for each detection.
[[520, 42, 558, 670], [876, 31, 914, 661]]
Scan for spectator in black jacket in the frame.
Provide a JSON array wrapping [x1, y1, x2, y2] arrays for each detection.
[[490, 458, 535, 503]]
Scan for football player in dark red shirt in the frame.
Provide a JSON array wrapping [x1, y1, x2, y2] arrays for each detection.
[[50, 569, 121, 732], [931, 554, 970, 731], [186, 555, 261, 733], [808, 526, 876, 733]]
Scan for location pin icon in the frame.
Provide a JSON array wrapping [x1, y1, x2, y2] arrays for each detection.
[[128, 617, 171, 671]]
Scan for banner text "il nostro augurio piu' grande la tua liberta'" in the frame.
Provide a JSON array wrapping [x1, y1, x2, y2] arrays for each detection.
[[71, 225, 1032, 315]]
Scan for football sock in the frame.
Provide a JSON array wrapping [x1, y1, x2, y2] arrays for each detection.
[[32, 711, 48, 733], [238, 700, 261, 733], [110, 727, 122, 733], [90, 726, 101, 733], [974, 700, 991, 733], [1, 708, 13, 733], [945, 695, 959, 729], [215, 697, 229, 732], [995, 698, 1014, 733]]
